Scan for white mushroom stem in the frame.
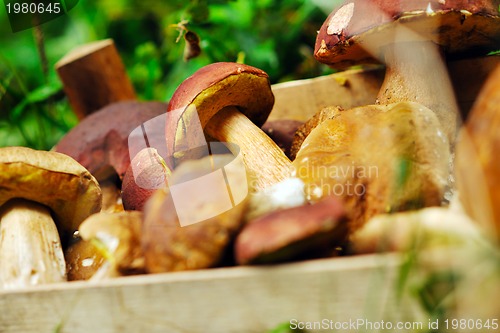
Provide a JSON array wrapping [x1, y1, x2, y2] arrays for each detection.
[[377, 41, 459, 143], [0, 199, 66, 289], [205, 106, 293, 190]]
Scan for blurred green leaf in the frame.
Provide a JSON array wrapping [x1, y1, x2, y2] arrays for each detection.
[[12, 81, 62, 120]]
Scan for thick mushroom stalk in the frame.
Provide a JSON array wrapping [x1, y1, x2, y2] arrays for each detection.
[[376, 41, 458, 141], [204, 106, 291, 189], [0, 199, 66, 288], [167, 62, 292, 190]]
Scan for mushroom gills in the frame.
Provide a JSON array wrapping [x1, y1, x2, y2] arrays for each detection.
[[0, 199, 66, 289]]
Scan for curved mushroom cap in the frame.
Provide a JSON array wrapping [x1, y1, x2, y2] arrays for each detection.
[[166, 62, 275, 158], [235, 195, 347, 265], [315, 0, 500, 68], [55, 101, 167, 180], [0, 147, 102, 232]]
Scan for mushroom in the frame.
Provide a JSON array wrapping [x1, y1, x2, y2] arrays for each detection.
[[235, 195, 347, 265], [314, 0, 500, 142], [166, 62, 292, 190], [350, 207, 483, 254], [456, 64, 500, 241], [55, 39, 137, 119], [142, 154, 248, 273], [292, 102, 450, 233], [0, 147, 101, 288], [78, 211, 145, 278]]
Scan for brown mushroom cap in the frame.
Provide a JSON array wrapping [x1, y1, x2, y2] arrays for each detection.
[[290, 106, 342, 161], [235, 195, 347, 265], [0, 147, 101, 232], [65, 236, 106, 281], [55, 101, 166, 180], [166, 62, 275, 158], [315, 0, 500, 68], [168, 62, 274, 127]]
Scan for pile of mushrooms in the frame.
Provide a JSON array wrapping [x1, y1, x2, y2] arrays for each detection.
[[2, 1, 499, 289]]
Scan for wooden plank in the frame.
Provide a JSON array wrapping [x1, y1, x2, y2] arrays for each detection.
[[270, 67, 385, 121], [0, 255, 423, 333]]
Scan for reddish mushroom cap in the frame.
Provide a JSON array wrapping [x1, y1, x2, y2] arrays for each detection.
[[235, 195, 347, 265]]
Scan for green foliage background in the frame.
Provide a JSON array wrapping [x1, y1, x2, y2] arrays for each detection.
[[0, 0, 340, 150]]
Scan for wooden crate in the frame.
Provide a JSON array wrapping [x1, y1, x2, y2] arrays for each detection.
[[0, 254, 426, 333], [0, 56, 497, 333]]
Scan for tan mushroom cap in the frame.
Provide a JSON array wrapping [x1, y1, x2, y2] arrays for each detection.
[[315, 0, 500, 68], [0, 147, 102, 232]]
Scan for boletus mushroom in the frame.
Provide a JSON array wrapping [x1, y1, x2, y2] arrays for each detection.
[[0, 147, 101, 288], [235, 195, 347, 265], [292, 102, 450, 233], [350, 206, 482, 254], [315, 0, 500, 142], [166, 62, 292, 190], [65, 235, 106, 281]]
